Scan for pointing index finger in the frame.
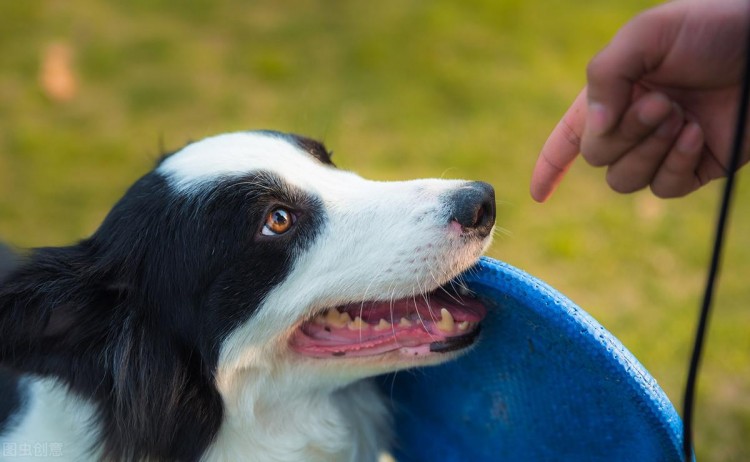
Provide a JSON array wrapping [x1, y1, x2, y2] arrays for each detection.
[[530, 88, 588, 202]]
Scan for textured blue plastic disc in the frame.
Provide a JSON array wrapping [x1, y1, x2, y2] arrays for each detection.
[[378, 257, 688, 462]]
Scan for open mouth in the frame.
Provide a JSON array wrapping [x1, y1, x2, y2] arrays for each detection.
[[290, 285, 486, 358]]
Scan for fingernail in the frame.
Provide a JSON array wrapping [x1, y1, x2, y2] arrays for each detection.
[[587, 102, 609, 135], [638, 97, 672, 126], [654, 102, 683, 138], [676, 123, 703, 153]]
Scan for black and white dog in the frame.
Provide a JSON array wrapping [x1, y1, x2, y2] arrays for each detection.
[[0, 131, 494, 461]]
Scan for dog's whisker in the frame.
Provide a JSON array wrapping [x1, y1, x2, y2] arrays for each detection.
[[431, 270, 467, 306], [386, 283, 401, 343], [492, 226, 511, 239], [411, 279, 439, 342]]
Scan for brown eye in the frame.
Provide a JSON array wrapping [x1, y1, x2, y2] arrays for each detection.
[[262, 208, 295, 236]]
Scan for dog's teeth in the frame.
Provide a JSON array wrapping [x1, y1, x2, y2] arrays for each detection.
[[374, 319, 391, 331], [457, 321, 469, 331], [399, 317, 412, 328], [326, 309, 348, 328], [437, 308, 455, 333], [339, 312, 353, 324], [348, 316, 366, 330]]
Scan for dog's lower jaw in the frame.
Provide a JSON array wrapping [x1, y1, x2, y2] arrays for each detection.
[[206, 371, 391, 462]]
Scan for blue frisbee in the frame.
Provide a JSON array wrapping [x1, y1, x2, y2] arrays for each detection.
[[378, 257, 688, 461]]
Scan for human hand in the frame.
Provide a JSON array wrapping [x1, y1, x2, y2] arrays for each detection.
[[531, 0, 750, 202]]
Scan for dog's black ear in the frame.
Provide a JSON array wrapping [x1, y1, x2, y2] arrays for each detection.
[[0, 243, 225, 461], [0, 243, 118, 373], [0, 242, 18, 281]]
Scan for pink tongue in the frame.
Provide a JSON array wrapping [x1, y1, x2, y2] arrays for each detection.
[[300, 323, 439, 345], [290, 325, 438, 357]]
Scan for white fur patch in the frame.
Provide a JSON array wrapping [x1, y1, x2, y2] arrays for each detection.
[[0, 378, 102, 461], [158, 132, 343, 193]]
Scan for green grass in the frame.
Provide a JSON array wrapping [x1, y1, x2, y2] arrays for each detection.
[[1, 1, 749, 460]]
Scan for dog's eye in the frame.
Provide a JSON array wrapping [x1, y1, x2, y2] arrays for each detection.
[[262, 208, 295, 236]]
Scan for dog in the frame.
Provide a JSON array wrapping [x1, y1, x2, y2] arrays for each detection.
[[0, 130, 495, 461]]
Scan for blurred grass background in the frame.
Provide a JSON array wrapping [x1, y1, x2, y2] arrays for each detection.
[[1, 0, 748, 460]]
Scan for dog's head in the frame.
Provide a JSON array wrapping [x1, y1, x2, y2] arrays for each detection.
[[0, 130, 494, 458]]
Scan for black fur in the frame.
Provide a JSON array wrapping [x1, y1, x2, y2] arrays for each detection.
[[291, 135, 335, 166], [0, 243, 16, 281], [0, 168, 325, 460], [0, 245, 23, 435], [0, 367, 23, 435], [254, 130, 335, 166]]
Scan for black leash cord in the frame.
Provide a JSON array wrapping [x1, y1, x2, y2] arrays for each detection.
[[681, 23, 750, 462]]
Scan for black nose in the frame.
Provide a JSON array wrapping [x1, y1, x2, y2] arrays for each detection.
[[448, 181, 496, 237]]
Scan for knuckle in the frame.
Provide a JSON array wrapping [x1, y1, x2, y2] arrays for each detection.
[[559, 118, 582, 149], [650, 184, 679, 199], [584, 154, 609, 168], [606, 170, 643, 194], [580, 141, 610, 167], [650, 179, 695, 199]]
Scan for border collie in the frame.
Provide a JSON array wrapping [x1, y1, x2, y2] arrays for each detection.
[[0, 131, 495, 461]]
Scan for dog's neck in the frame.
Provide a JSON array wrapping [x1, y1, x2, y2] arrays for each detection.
[[13, 372, 389, 462], [204, 367, 391, 462]]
